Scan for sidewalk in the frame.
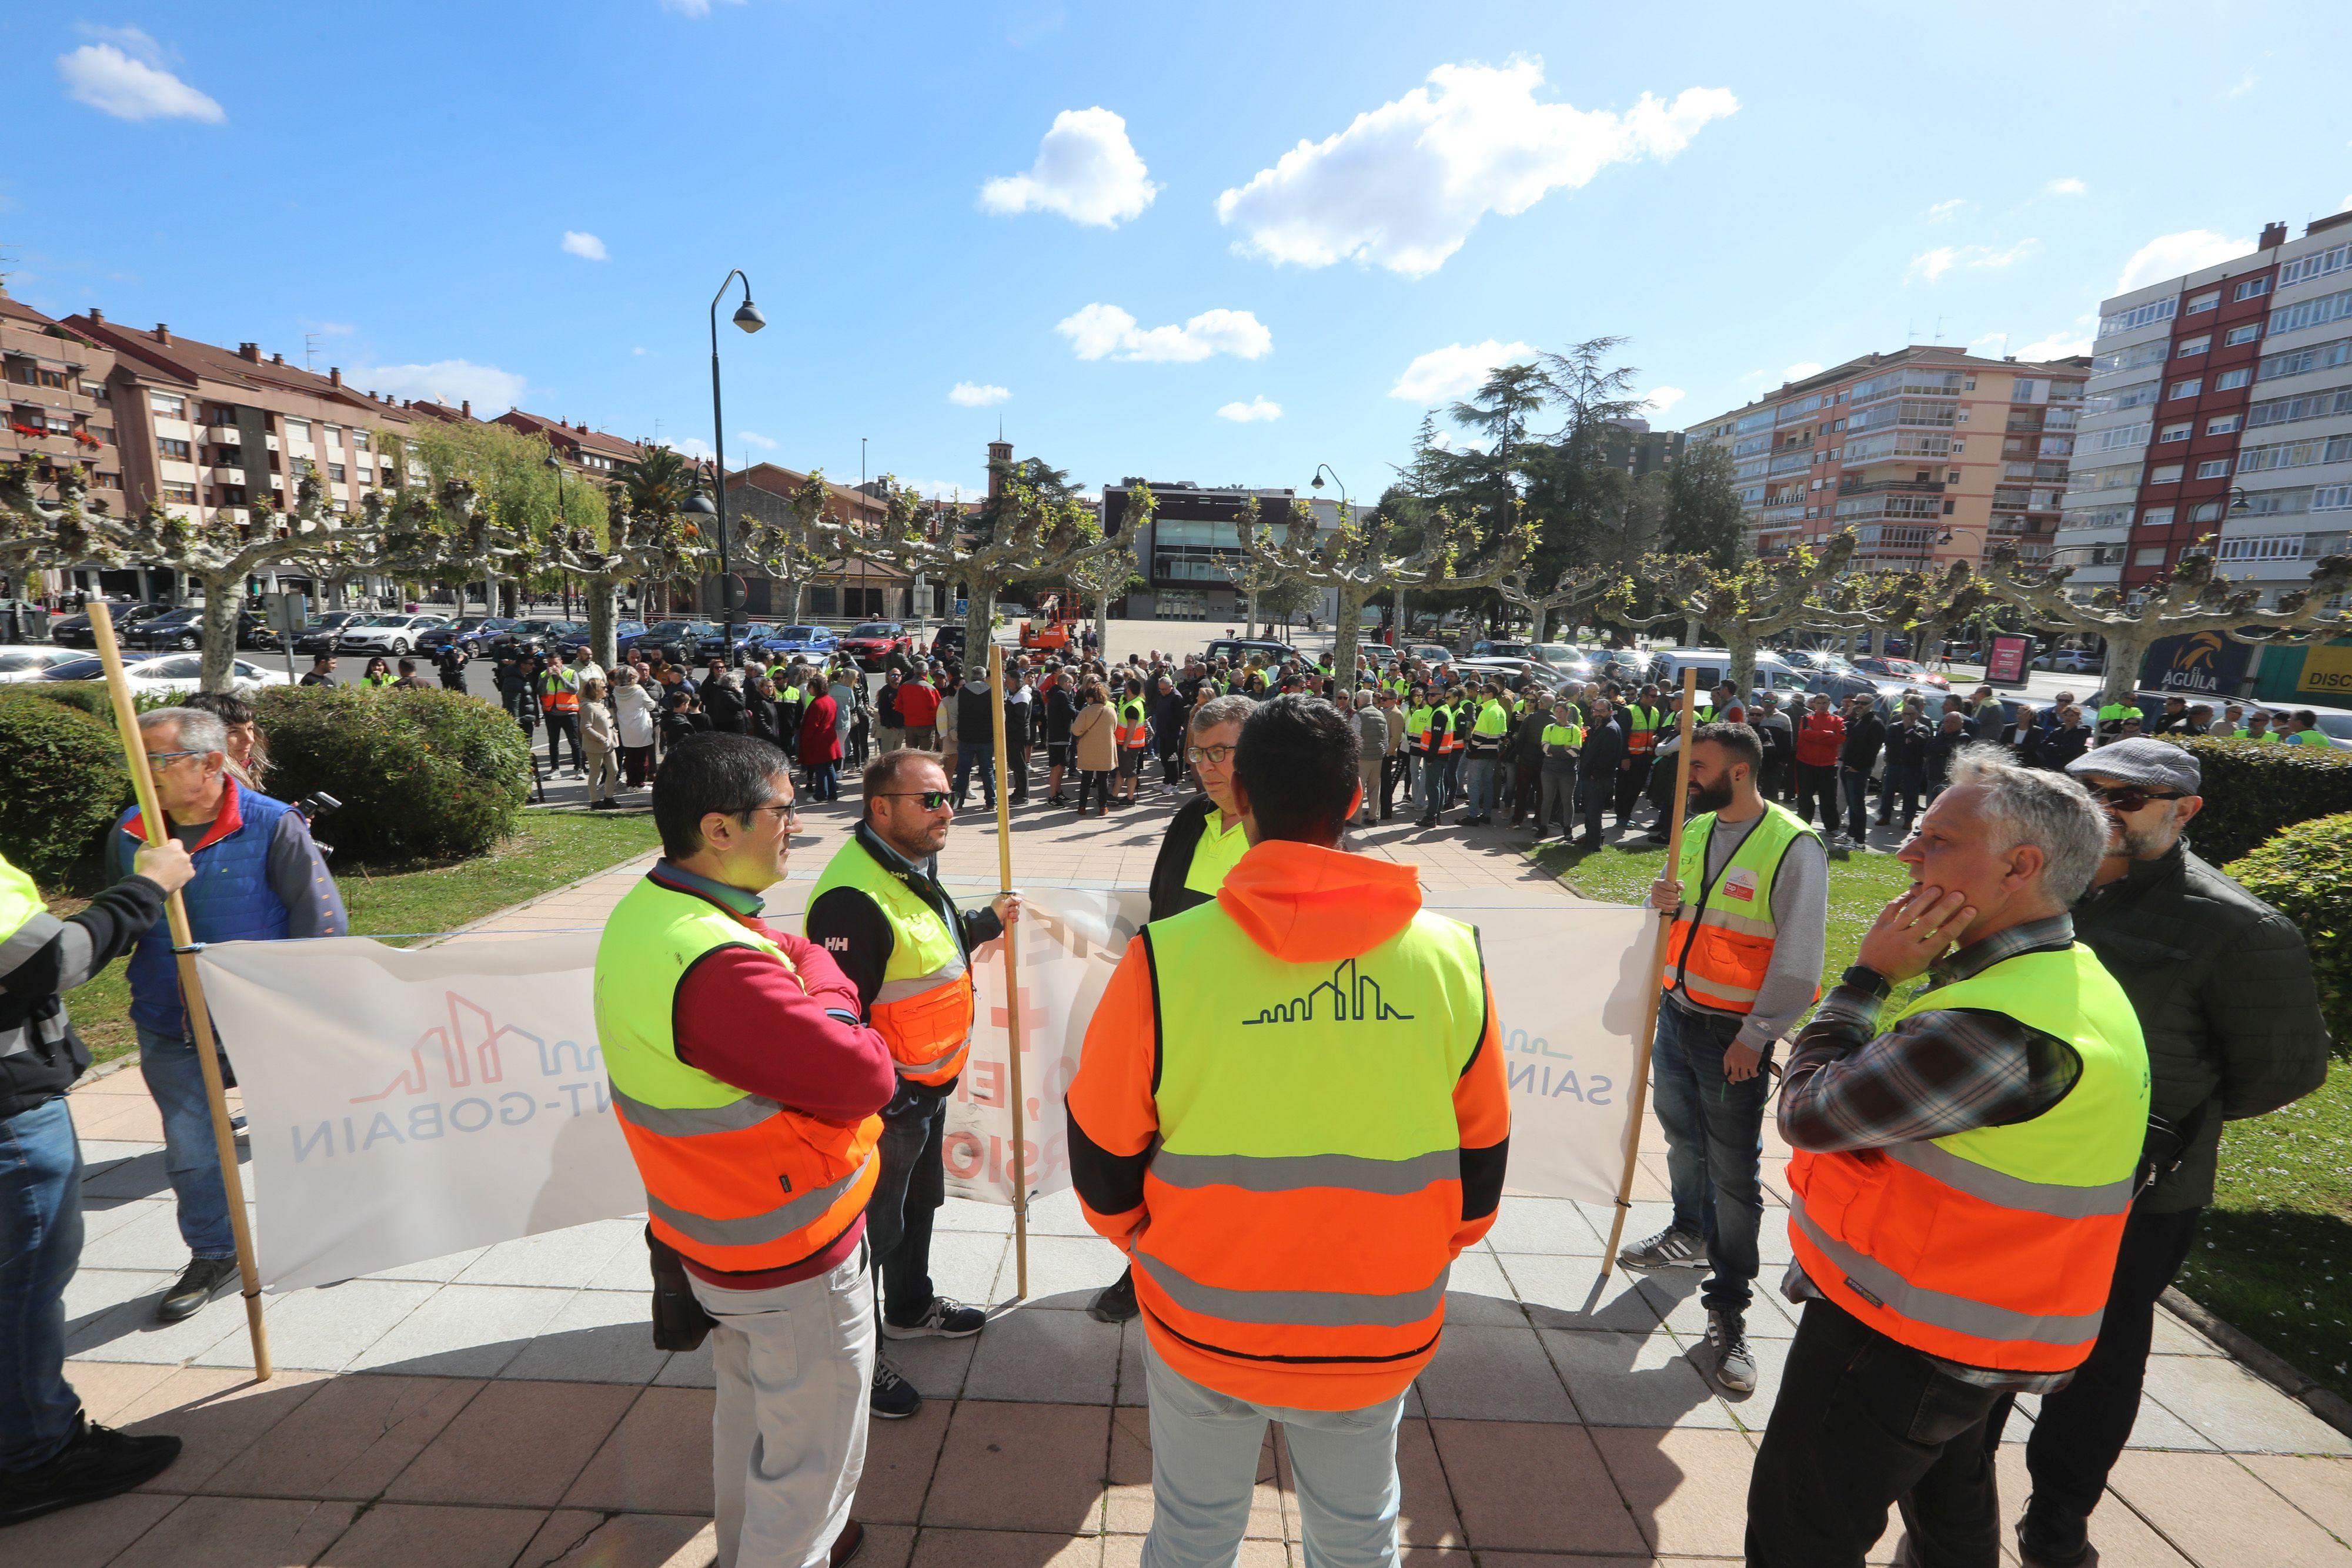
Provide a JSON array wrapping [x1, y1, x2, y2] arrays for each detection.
[[33, 766, 2352, 1567]]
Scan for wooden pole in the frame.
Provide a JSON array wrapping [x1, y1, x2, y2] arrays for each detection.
[[1600, 668, 1700, 1280], [88, 602, 272, 1378], [986, 640, 1030, 1299]]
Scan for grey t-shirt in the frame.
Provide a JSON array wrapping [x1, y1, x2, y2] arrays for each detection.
[[1670, 812, 1829, 1051]]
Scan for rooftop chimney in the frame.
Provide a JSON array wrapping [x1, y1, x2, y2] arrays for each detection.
[[2261, 220, 2287, 250], [329, 367, 342, 387], [153, 323, 171, 345], [272, 352, 284, 365], [88, 307, 105, 324], [239, 342, 260, 362], [460, 400, 472, 417]]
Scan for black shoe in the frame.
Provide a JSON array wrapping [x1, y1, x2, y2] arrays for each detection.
[[155, 1256, 239, 1323], [829, 1520, 867, 1568], [2015, 1497, 2091, 1567], [870, 1358, 922, 1420], [0, 1417, 182, 1526], [1089, 1267, 1140, 1323]]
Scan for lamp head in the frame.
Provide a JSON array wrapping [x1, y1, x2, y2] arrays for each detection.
[[732, 299, 766, 335], [543, 454, 560, 471], [683, 493, 717, 519], [1311, 472, 1325, 490]]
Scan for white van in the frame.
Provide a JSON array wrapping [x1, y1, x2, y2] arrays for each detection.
[[1643, 648, 1805, 701]]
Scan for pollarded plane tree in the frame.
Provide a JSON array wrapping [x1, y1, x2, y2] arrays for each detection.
[[1499, 562, 1628, 646], [1974, 543, 2352, 707], [1064, 523, 1140, 654], [1852, 560, 2000, 667], [1235, 493, 1535, 700], [1606, 532, 1869, 698], [546, 487, 714, 670], [0, 460, 131, 592], [1215, 496, 1307, 641], [733, 470, 831, 629]]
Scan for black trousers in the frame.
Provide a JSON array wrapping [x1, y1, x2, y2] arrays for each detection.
[[1795, 762, 1841, 835], [1379, 753, 1404, 818], [1614, 756, 1652, 821], [1984, 1205, 2201, 1520], [1748, 1296, 2003, 1568], [544, 712, 581, 771], [866, 1095, 947, 1329], [1006, 743, 1031, 801], [1578, 774, 1612, 847]]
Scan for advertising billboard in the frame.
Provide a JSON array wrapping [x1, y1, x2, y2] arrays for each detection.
[[2140, 631, 2253, 699], [1986, 634, 2033, 686]]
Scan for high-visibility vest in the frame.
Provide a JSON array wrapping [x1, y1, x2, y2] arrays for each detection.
[[2096, 701, 2135, 728], [1541, 721, 1585, 751], [1663, 802, 1820, 1014], [807, 837, 975, 1086], [1431, 705, 1460, 754], [1184, 810, 1252, 898], [539, 666, 580, 713], [1623, 704, 1663, 756], [1406, 704, 1435, 755], [594, 874, 881, 1273], [1473, 700, 1509, 737], [1786, 944, 2150, 1372], [1134, 897, 1490, 1386], [2237, 728, 2279, 743], [1121, 698, 1150, 749], [361, 672, 395, 688]]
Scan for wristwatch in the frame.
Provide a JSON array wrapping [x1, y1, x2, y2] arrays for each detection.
[[1840, 964, 1893, 999]]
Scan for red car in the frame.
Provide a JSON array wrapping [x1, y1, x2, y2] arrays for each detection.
[[1850, 654, 1949, 690], [836, 620, 913, 670]]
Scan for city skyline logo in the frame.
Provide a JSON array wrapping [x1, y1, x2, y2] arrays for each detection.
[[350, 991, 599, 1102], [1241, 957, 1415, 1027]]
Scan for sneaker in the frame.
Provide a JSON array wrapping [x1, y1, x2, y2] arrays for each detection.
[[156, 1256, 239, 1323], [0, 1417, 183, 1526], [830, 1520, 868, 1568], [880, 1296, 986, 1339], [869, 1359, 921, 1420], [2015, 1496, 2091, 1567], [1089, 1267, 1140, 1323], [1707, 1307, 1756, 1394], [1616, 1226, 1709, 1272]]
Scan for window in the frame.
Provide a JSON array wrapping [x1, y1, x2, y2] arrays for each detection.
[[2141, 506, 2176, 529], [2215, 367, 2253, 391], [156, 437, 191, 460], [2247, 382, 2352, 428], [284, 419, 310, 441], [2217, 534, 2305, 561], [1947, 470, 1961, 483], [2187, 289, 2221, 313], [2317, 484, 2352, 512], [328, 463, 347, 482], [353, 431, 370, 451], [1943, 497, 1957, 515], [2271, 286, 2352, 336], [1830, 417, 1845, 432], [2134, 547, 2169, 566], [149, 393, 185, 419], [2226, 323, 2263, 347], [2196, 459, 2231, 479], [325, 426, 343, 448], [2170, 378, 2204, 399], [2177, 335, 2211, 357], [161, 482, 196, 503], [2257, 335, 2352, 382], [2159, 422, 2193, 442], [2235, 276, 2274, 300], [1952, 439, 1966, 454], [2280, 245, 2351, 287], [1964, 376, 1977, 390], [2090, 380, 2161, 414], [2093, 339, 2173, 375], [2013, 377, 2042, 401], [2207, 414, 2243, 435], [2099, 299, 2178, 338], [2149, 463, 2184, 483], [2190, 502, 2224, 523], [2241, 434, 2352, 472]]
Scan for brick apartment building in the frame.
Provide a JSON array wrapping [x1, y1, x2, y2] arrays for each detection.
[[1683, 346, 2090, 574], [2053, 209, 2352, 603], [2, 289, 129, 531]]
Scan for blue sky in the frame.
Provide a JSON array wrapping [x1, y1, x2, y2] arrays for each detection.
[[5, 4, 2348, 503]]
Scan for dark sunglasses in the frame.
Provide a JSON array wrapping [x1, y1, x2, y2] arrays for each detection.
[[2089, 785, 2187, 813], [875, 790, 954, 810]]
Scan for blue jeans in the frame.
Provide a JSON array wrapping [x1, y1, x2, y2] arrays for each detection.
[[136, 1027, 236, 1261], [1649, 995, 1772, 1315], [1141, 1336, 1404, 1568], [953, 744, 995, 809], [1461, 757, 1497, 816], [1841, 767, 1871, 838], [0, 1098, 85, 1470]]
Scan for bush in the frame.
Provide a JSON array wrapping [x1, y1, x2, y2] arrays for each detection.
[[2227, 811, 2352, 1057], [0, 694, 133, 888], [2167, 735, 2352, 865], [249, 686, 532, 864], [9, 682, 179, 720]]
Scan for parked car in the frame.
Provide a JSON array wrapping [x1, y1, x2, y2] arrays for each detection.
[[1455, 656, 1549, 691], [332, 613, 449, 657], [1472, 639, 1535, 660], [50, 601, 174, 648], [703, 622, 777, 663], [930, 625, 965, 663], [1205, 637, 1302, 669], [416, 616, 518, 654], [292, 610, 373, 655], [1646, 648, 1805, 700], [1849, 654, 1950, 690], [1405, 643, 1456, 668], [838, 621, 915, 670], [756, 624, 838, 660], [38, 653, 293, 697], [0, 645, 93, 682], [2034, 648, 2103, 674], [1526, 643, 1598, 680], [627, 619, 718, 662], [121, 606, 268, 652]]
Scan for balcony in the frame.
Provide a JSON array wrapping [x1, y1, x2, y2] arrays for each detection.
[[1838, 477, 1943, 497], [1837, 496, 1945, 524], [213, 466, 246, 486], [206, 423, 240, 444]]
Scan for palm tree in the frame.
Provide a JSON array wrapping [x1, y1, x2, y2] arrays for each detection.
[[619, 447, 699, 616]]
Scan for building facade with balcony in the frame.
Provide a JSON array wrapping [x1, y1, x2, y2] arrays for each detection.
[[1683, 346, 2087, 575], [2052, 210, 2352, 604], [2, 289, 128, 535], [1102, 480, 1344, 623]]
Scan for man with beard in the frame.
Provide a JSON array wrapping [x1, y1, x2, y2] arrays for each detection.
[[1619, 723, 1828, 1399]]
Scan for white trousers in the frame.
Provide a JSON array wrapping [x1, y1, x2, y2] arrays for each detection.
[[693, 1245, 876, 1568]]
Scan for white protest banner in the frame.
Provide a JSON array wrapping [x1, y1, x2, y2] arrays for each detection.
[[196, 932, 643, 1292]]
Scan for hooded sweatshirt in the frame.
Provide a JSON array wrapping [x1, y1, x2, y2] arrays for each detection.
[[1065, 839, 1510, 1409]]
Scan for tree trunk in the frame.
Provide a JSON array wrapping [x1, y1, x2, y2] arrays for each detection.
[[1723, 627, 1759, 701], [1393, 584, 1406, 647], [1683, 616, 1700, 647], [198, 576, 242, 692], [1094, 588, 1110, 654], [964, 579, 996, 673], [780, 574, 804, 624], [586, 574, 622, 671], [2098, 631, 2147, 706], [1331, 583, 1369, 699]]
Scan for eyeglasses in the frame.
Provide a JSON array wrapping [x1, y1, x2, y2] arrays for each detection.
[[2089, 785, 2187, 813], [1185, 744, 1235, 767], [874, 790, 954, 811], [145, 749, 203, 772], [742, 801, 801, 826]]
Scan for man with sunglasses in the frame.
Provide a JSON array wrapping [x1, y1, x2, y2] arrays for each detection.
[[807, 750, 1020, 1419], [1984, 739, 2331, 1566]]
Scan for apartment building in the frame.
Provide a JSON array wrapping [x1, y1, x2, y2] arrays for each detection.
[[2053, 211, 2352, 603], [1683, 346, 2089, 574], [492, 408, 643, 480], [1, 289, 130, 527], [1102, 480, 1345, 622]]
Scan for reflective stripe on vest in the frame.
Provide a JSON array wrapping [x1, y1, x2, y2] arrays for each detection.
[[1134, 898, 1487, 1368], [1623, 704, 1662, 755], [1432, 707, 1460, 753], [1406, 706, 1434, 753], [1662, 802, 1819, 1012], [807, 838, 975, 1084], [1785, 944, 2150, 1372], [594, 875, 881, 1273], [1121, 700, 1150, 748], [540, 667, 580, 713]]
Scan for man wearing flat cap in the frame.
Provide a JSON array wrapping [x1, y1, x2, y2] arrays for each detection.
[[1990, 738, 2331, 1567]]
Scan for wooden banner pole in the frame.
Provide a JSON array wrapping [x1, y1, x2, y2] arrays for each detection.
[[986, 640, 1030, 1299], [1600, 667, 1699, 1279], [89, 602, 272, 1378]]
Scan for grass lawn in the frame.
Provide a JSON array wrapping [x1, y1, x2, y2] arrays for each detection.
[[47, 811, 661, 1067], [1531, 830, 2352, 1407]]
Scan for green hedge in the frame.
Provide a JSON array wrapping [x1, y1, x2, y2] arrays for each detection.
[[249, 686, 531, 864], [9, 682, 179, 719], [2227, 811, 2352, 1057], [0, 694, 134, 888], [2168, 735, 2352, 865]]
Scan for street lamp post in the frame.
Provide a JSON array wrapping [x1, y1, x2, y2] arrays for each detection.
[[1311, 463, 1374, 642], [544, 454, 567, 618], [703, 270, 766, 664]]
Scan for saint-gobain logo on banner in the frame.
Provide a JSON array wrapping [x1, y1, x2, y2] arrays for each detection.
[[289, 991, 609, 1162], [1505, 1026, 1615, 1106]]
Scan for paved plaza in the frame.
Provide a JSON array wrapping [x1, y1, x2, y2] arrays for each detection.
[[28, 771, 2352, 1567]]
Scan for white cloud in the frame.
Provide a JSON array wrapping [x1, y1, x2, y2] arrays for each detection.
[[1429, 430, 1492, 454], [949, 382, 1012, 407], [736, 431, 778, 450], [1783, 362, 1824, 381], [1216, 59, 1736, 278], [1907, 239, 2039, 283], [1055, 303, 1271, 363], [310, 321, 354, 336], [56, 31, 224, 124], [631, 346, 651, 356], [1216, 396, 1284, 423], [663, 437, 717, 460], [2116, 229, 2253, 292], [1387, 339, 1537, 404], [347, 359, 526, 410], [560, 230, 609, 260], [1642, 386, 1687, 417], [894, 476, 978, 501], [2045, 177, 2087, 196], [2014, 326, 2094, 360], [980, 107, 1158, 229], [2224, 69, 2259, 99], [1926, 198, 1968, 222]]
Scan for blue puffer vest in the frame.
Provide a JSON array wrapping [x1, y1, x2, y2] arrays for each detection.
[[119, 779, 294, 1037]]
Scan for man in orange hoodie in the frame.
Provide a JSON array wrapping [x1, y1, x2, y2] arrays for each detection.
[[1066, 694, 1511, 1568]]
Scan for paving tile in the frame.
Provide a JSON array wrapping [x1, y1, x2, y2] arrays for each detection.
[[1541, 1328, 1734, 1429], [921, 1529, 1107, 1568], [563, 1385, 716, 1513], [924, 1399, 1111, 1533], [515, 1512, 717, 1568], [76, 1199, 218, 1272], [0, 1488, 180, 1567], [928, 1226, 1015, 1305], [1104, 1536, 1282, 1568], [1108, 1403, 1283, 1537], [453, 1218, 643, 1288], [349, 1282, 575, 1376], [995, 1232, 1125, 1308], [362, 1245, 489, 1283], [383, 1379, 638, 1506], [2139, 1352, 2352, 1455], [2106, 1449, 2352, 1567], [2241, 1453, 2352, 1543], [312, 1501, 548, 1566], [1481, 1197, 1606, 1256], [108, 1494, 359, 1568], [65, 1266, 171, 1340], [1642, 1274, 1798, 1341], [1492, 1253, 1667, 1334], [964, 1302, 1123, 1403], [71, 1092, 168, 1144], [113, 1366, 331, 1490], [1443, 1249, 1528, 1328], [69, 1281, 250, 1366], [654, 1336, 714, 1388], [1590, 1426, 1756, 1557], [1416, 1325, 1576, 1423], [1428, 1419, 1648, 1555], [190, 1278, 436, 1373], [1025, 1188, 1106, 1237], [79, 1147, 177, 1202], [1989, 1447, 2191, 1567], [858, 1397, 954, 1524], [206, 1374, 486, 1499], [2148, 1306, 2226, 1357], [934, 1196, 1015, 1233], [502, 1289, 672, 1383], [80, 1195, 166, 1243], [61, 1357, 178, 1425], [880, 1320, 983, 1402]]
